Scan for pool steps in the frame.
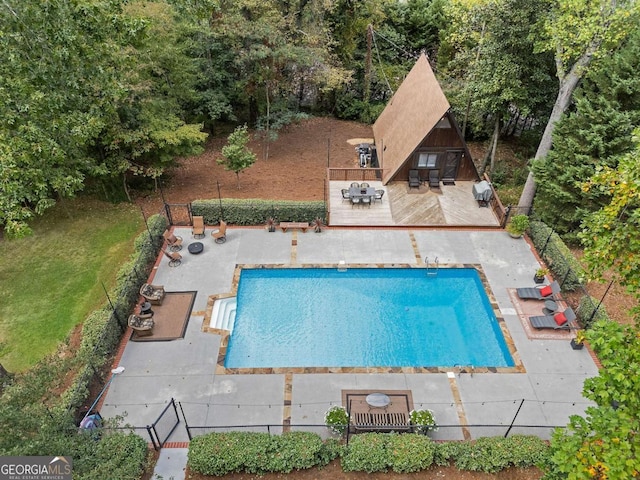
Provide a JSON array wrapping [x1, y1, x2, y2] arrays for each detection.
[[210, 297, 237, 332]]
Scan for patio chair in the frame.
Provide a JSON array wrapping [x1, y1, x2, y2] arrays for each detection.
[[350, 182, 360, 188], [516, 280, 560, 300], [139, 283, 165, 305], [191, 216, 205, 238], [374, 189, 385, 203], [351, 197, 361, 208], [361, 196, 371, 208], [360, 182, 370, 188], [128, 313, 154, 336], [529, 307, 576, 330], [408, 169, 420, 188], [163, 231, 183, 252], [163, 249, 182, 267], [211, 220, 227, 244], [341, 189, 351, 203], [429, 169, 440, 189]]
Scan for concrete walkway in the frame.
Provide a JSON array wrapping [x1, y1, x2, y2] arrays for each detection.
[[101, 227, 598, 480]]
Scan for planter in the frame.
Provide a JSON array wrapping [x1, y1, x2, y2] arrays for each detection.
[[570, 338, 584, 350], [533, 274, 545, 284], [508, 232, 523, 239]]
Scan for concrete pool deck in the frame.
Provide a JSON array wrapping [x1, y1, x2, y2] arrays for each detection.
[[101, 227, 599, 478]]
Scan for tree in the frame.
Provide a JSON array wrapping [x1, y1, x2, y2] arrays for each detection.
[[532, 29, 640, 237], [578, 130, 640, 296], [545, 320, 640, 479], [518, 0, 640, 210], [218, 126, 257, 189], [441, 0, 555, 174]]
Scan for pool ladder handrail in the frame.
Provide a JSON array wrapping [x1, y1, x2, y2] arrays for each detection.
[[425, 256, 439, 276]]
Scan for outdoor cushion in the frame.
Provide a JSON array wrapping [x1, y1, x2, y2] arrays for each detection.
[[554, 312, 567, 326], [540, 285, 553, 297]]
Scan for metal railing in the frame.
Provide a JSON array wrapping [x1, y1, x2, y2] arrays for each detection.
[[327, 167, 384, 182]]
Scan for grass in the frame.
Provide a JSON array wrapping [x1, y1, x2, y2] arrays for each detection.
[[0, 197, 143, 372]]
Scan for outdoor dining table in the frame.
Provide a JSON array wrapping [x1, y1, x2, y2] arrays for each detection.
[[349, 186, 376, 200]]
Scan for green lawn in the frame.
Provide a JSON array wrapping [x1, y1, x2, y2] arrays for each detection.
[[0, 198, 143, 372]]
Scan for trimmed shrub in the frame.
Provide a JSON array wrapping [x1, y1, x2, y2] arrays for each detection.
[[341, 433, 390, 473], [389, 434, 436, 473], [578, 295, 610, 329], [454, 435, 549, 473], [187, 431, 334, 476], [191, 199, 326, 226], [433, 440, 463, 466], [528, 221, 585, 291]]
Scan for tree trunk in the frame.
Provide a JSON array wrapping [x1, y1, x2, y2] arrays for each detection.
[[123, 172, 131, 202], [236, 171, 241, 190], [518, 53, 593, 209], [264, 83, 270, 162], [478, 116, 499, 176]]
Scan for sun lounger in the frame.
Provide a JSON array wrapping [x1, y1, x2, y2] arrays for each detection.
[[529, 307, 576, 330], [516, 280, 560, 300]]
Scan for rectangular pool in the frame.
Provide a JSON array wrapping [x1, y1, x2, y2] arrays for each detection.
[[225, 268, 514, 368]]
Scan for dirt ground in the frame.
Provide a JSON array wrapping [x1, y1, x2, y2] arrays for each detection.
[[185, 459, 543, 480]]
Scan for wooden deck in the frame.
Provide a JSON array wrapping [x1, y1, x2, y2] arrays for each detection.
[[328, 181, 500, 227], [342, 389, 414, 432]]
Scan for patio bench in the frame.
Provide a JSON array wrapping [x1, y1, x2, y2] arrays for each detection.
[[279, 222, 309, 233]]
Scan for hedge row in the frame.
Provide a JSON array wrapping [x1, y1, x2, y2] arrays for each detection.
[[528, 221, 585, 291], [528, 220, 611, 328], [188, 431, 342, 476], [191, 198, 326, 226], [187, 432, 549, 476]]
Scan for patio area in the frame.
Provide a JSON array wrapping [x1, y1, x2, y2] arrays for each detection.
[[101, 227, 598, 459], [328, 180, 500, 226]]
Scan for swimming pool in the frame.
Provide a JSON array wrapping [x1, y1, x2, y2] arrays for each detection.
[[225, 268, 514, 369]]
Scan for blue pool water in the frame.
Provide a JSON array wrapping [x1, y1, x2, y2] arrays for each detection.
[[225, 268, 514, 368]]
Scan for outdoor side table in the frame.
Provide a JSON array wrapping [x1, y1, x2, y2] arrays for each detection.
[[188, 242, 204, 254]]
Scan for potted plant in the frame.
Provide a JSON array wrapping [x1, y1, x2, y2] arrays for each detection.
[[324, 405, 348, 435], [409, 409, 438, 435], [571, 330, 586, 350], [265, 217, 276, 232], [506, 214, 530, 238], [534, 267, 549, 284], [312, 217, 324, 233]]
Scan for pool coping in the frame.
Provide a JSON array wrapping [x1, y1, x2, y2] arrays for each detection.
[[204, 263, 524, 375]]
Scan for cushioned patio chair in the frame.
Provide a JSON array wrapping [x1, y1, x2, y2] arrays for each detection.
[[516, 280, 560, 300], [374, 189, 385, 203], [211, 220, 227, 244], [163, 250, 182, 267], [360, 182, 370, 188], [163, 231, 183, 252], [350, 182, 360, 188], [529, 307, 576, 330], [429, 169, 440, 189], [191, 216, 205, 238], [408, 169, 420, 188], [128, 313, 155, 336], [341, 189, 351, 203], [140, 283, 165, 305]]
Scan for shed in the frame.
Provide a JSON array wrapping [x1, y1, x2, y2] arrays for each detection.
[[372, 54, 478, 185]]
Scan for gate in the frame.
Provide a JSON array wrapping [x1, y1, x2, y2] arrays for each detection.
[[147, 398, 180, 450], [165, 203, 192, 226]]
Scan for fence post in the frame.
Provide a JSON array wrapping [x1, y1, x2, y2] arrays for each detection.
[[178, 401, 192, 441], [504, 399, 525, 438], [540, 228, 554, 256], [147, 425, 160, 450]]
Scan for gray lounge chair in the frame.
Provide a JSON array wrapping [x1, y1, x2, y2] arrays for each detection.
[[409, 169, 420, 188], [516, 280, 560, 300], [529, 307, 576, 330], [429, 169, 440, 189]]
